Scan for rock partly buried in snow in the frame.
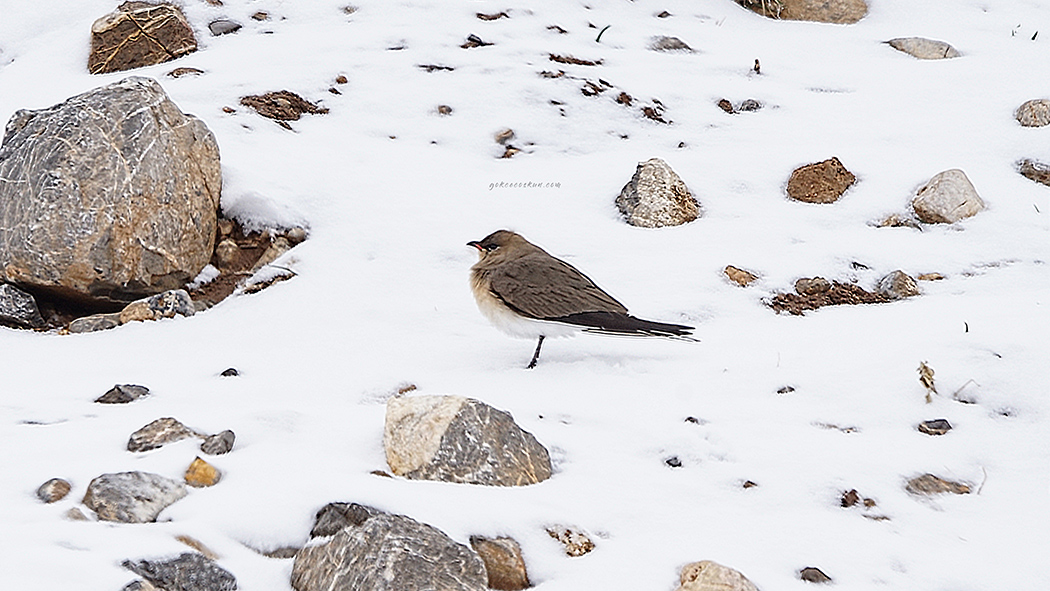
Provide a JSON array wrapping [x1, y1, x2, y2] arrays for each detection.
[[911, 169, 985, 223], [184, 457, 221, 487], [309, 502, 384, 538], [887, 37, 960, 59], [209, 19, 242, 36], [96, 384, 150, 404], [128, 417, 202, 452], [83, 471, 187, 523], [119, 289, 196, 323], [37, 478, 72, 503], [124, 552, 237, 591], [0, 283, 45, 328], [786, 157, 856, 204], [676, 560, 759, 591], [616, 158, 700, 228], [724, 265, 758, 287], [917, 418, 952, 436], [1015, 99, 1050, 127], [68, 313, 122, 333], [0, 77, 221, 305], [795, 277, 830, 296], [200, 430, 236, 455], [650, 36, 693, 52], [89, 3, 197, 74], [905, 473, 971, 495], [291, 510, 487, 591], [876, 270, 919, 300], [1018, 159, 1050, 187], [470, 536, 531, 591], [799, 566, 833, 583], [735, 0, 868, 24], [385, 395, 552, 486], [546, 526, 595, 557]]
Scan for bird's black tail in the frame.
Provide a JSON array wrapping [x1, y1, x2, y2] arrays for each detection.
[[549, 311, 696, 340]]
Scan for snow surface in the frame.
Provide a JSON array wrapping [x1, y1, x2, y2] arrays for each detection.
[[1, 1, 1048, 589]]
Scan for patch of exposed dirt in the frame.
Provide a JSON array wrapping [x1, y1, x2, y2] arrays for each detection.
[[549, 53, 603, 66], [769, 281, 890, 315], [239, 91, 328, 128]]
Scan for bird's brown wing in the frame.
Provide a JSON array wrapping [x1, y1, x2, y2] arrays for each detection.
[[488, 253, 629, 319]]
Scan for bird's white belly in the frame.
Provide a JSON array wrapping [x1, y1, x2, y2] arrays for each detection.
[[473, 289, 579, 339]]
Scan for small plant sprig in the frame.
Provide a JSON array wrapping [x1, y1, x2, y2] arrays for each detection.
[[918, 361, 936, 403], [595, 25, 611, 43]]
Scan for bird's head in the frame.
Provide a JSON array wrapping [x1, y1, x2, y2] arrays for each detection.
[[467, 230, 532, 261]]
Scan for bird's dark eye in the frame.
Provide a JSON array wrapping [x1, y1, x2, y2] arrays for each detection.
[[485, 244, 500, 251]]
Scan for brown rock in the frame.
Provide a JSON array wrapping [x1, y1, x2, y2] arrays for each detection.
[[0, 78, 221, 305], [1019, 159, 1050, 187], [717, 99, 735, 113], [799, 567, 832, 583], [841, 489, 860, 507], [905, 473, 971, 495], [184, 457, 221, 487], [96, 384, 150, 404], [89, 3, 197, 74], [240, 91, 328, 122], [214, 239, 241, 270], [771, 281, 890, 315], [736, 0, 868, 24], [167, 67, 204, 78], [37, 478, 72, 503], [470, 536, 531, 590], [724, 265, 758, 287], [787, 157, 856, 204], [917, 273, 944, 281], [546, 526, 594, 557]]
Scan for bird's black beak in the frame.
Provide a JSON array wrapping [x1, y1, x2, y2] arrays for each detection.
[[467, 240, 483, 251]]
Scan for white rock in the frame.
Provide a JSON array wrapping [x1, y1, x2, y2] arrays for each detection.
[[887, 37, 960, 59], [676, 560, 759, 591], [1015, 99, 1050, 127], [911, 169, 984, 224]]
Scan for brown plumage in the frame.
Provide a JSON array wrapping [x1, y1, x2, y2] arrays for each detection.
[[468, 230, 694, 368]]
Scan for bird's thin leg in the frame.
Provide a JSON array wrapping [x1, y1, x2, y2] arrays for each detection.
[[526, 335, 545, 369]]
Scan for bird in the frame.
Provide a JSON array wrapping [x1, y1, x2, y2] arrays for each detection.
[[467, 230, 694, 368]]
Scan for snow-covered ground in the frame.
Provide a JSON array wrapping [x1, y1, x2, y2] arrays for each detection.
[[1, 1, 1048, 589]]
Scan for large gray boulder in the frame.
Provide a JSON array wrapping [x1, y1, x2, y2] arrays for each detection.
[[83, 471, 187, 523], [616, 158, 700, 228], [291, 510, 487, 591], [385, 395, 552, 486], [0, 77, 221, 305]]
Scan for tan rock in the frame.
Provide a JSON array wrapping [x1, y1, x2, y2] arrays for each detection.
[[906, 473, 971, 495], [185, 457, 221, 487], [120, 301, 155, 324], [470, 536, 531, 590], [724, 266, 758, 287], [676, 560, 759, 591]]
